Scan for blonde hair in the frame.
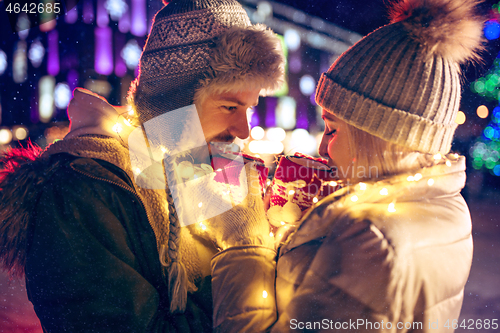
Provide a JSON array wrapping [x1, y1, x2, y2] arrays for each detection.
[[346, 124, 437, 181]]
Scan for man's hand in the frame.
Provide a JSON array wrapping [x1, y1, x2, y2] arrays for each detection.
[[205, 162, 274, 250]]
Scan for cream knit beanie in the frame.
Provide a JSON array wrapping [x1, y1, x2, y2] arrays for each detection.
[[316, 0, 484, 154]]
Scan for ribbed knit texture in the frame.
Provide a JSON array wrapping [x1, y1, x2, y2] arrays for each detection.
[[315, 21, 461, 154]]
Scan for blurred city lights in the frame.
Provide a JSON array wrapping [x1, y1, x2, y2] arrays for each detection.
[[248, 140, 284, 154], [47, 30, 60, 76], [97, 0, 109, 27], [121, 39, 141, 70], [29, 40, 45, 68], [16, 14, 30, 40], [13, 41, 28, 83], [65, 6, 78, 24], [95, 27, 113, 75], [256, 1, 272, 20], [118, 9, 130, 33], [284, 29, 301, 52], [455, 111, 466, 125], [484, 20, 500, 40], [276, 96, 296, 129], [477, 105, 489, 119], [299, 75, 316, 96], [13, 126, 28, 140], [0, 50, 7, 75], [0, 128, 13, 145], [251, 126, 265, 140], [105, 0, 128, 20], [266, 127, 286, 142], [54, 83, 72, 109], [289, 129, 317, 155], [131, 0, 147, 36], [39, 76, 56, 123]]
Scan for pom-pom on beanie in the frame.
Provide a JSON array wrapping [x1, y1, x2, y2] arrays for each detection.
[[129, 0, 285, 123], [315, 0, 484, 154]]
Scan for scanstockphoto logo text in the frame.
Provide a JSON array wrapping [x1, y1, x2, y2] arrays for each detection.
[[290, 319, 423, 331], [290, 318, 499, 330]]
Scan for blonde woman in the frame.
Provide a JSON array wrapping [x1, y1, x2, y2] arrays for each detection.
[[207, 0, 484, 331]]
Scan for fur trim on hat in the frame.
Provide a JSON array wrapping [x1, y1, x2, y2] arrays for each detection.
[[194, 24, 285, 104], [389, 0, 485, 63]]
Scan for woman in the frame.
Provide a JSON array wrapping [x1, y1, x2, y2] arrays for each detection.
[[208, 0, 483, 331]]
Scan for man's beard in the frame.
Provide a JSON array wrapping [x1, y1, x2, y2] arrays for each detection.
[[207, 132, 235, 144]]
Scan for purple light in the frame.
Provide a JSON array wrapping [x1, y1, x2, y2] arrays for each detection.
[[83, 0, 94, 24], [131, 0, 147, 36], [118, 8, 130, 33], [97, 0, 109, 27], [115, 33, 127, 77], [67, 69, 79, 91], [289, 55, 302, 73], [265, 98, 277, 128], [310, 94, 317, 106], [47, 30, 59, 76], [250, 109, 260, 128], [65, 6, 78, 24], [95, 27, 113, 75], [296, 106, 309, 129]]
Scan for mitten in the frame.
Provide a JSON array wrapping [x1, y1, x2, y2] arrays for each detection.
[[205, 162, 273, 250]]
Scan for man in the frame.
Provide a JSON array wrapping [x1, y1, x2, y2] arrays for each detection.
[[0, 0, 284, 331]]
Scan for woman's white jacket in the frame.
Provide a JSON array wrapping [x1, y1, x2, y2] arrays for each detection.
[[211, 156, 472, 332]]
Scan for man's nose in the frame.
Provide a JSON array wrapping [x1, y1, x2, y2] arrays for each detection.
[[229, 112, 250, 140]]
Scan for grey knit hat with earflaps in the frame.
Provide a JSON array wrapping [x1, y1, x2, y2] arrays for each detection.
[[129, 0, 285, 123], [316, 0, 484, 154]]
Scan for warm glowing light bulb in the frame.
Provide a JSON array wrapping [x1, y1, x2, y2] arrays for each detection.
[[446, 161, 452, 167], [312, 197, 318, 203], [388, 202, 396, 213], [113, 123, 123, 133], [455, 111, 466, 125], [379, 188, 388, 196], [329, 181, 337, 186], [351, 195, 358, 202], [280, 221, 285, 225], [123, 119, 132, 126], [262, 290, 268, 298], [269, 232, 274, 237], [407, 176, 414, 181], [134, 167, 141, 175], [288, 190, 295, 195], [251, 126, 265, 140], [433, 153, 442, 160], [359, 182, 366, 190], [427, 179, 434, 186], [477, 105, 489, 119], [198, 202, 203, 208], [414, 173, 422, 181]]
